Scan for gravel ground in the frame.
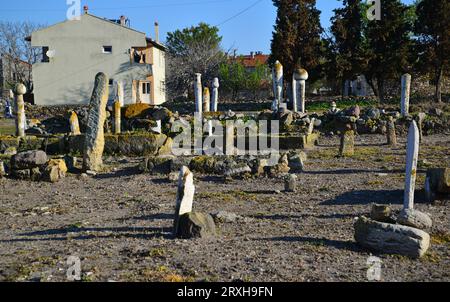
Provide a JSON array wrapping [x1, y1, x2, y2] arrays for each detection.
[[0, 134, 448, 282]]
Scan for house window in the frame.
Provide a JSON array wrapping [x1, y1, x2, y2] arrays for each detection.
[[42, 46, 50, 62], [109, 79, 114, 86], [142, 82, 151, 95], [103, 46, 113, 54]]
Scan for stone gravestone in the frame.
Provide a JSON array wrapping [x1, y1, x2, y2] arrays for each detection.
[[69, 111, 81, 135], [203, 87, 210, 113], [194, 73, 203, 116], [82, 72, 109, 172], [339, 130, 355, 157], [397, 120, 432, 230], [114, 100, 121, 134], [386, 116, 397, 146], [272, 60, 283, 111], [294, 68, 308, 113], [400, 74, 411, 117], [14, 83, 27, 138], [173, 166, 195, 235], [211, 78, 219, 112]]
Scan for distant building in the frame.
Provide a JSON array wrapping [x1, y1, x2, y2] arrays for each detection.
[[0, 53, 32, 99], [230, 51, 270, 72], [28, 8, 166, 106]]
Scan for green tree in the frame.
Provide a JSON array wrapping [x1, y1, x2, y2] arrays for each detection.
[[270, 0, 323, 81], [219, 60, 246, 101], [364, 0, 413, 102], [330, 0, 367, 95], [415, 0, 450, 103], [165, 23, 226, 98]]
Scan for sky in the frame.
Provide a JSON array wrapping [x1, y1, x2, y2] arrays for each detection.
[[1, 0, 416, 54]]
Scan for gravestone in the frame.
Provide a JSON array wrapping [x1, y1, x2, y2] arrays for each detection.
[[225, 122, 235, 156], [194, 73, 203, 115], [69, 111, 81, 135], [285, 174, 297, 192], [400, 74, 411, 117], [386, 116, 397, 146], [173, 166, 195, 235], [272, 60, 283, 111], [339, 130, 355, 157], [211, 77, 219, 112], [114, 100, 121, 134], [294, 68, 308, 113], [82, 72, 109, 172], [14, 83, 27, 138], [203, 87, 210, 113], [403, 121, 419, 210]]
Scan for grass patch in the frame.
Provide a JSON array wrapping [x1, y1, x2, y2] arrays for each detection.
[[0, 119, 15, 136], [197, 190, 257, 203], [431, 231, 450, 245], [306, 98, 378, 112]]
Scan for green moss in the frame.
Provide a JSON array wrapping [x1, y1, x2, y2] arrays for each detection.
[[189, 155, 216, 173]]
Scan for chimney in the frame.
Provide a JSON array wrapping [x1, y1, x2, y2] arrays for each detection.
[[120, 16, 127, 26], [83, 6, 89, 14], [250, 52, 254, 59], [154, 22, 160, 43]]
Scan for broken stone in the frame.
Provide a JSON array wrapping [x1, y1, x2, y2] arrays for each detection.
[[339, 130, 354, 157], [397, 209, 432, 230], [212, 211, 240, 223], [426, 168, 450, 194], [44, 159, 68, 183], [354, 216, 430, 258], [370, 204, 394, 223], [82, 72, 109, 172], [224, 163, 252, 179], [284, 174, 297, 192], [30, 167, 42, 181], [173, 166, 195, 235], [0, 161, 6, 178], [11, 150, 48, 170], [176, 212, 217, 239], [288, 151, 307, 172], [11, 169, 31, 180], [386, 116, 397, 146]]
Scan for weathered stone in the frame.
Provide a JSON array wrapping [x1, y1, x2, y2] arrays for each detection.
[[173, 166, 195, 235], [284, 174, 297, 192], [0, 161, 6, 177], [30, 167, 42, 181], [194, 73, 203, 115], [157, 137, 173, 156], [211, 78, 219, 112], [386, 116, 397, 146], [397, 209, 432, 230], [339, 130, 354, 157], [224, 162, 252, 179], [345, 105, 360, 117], [114, 101, 121, 135], [400, 74, 411, 117], [404, 121, 419, 210], [203, 87, 210, 113], [212, 211, 240, 223], [82, 72, 109, 172], [370, 204, 394, 223], [3, 146, 17, 156], [11, 150, 48, 170], [272, 60, 283, 111], [69, 111, 81, 135], [189, 156, 216, 174], [280, 112, 294, 128], [14, 83, 27, 138], [354, 216, 430, 258], [426, 168, 450, 194], [268, 162, 290, 178], [11, 168, 31, 180], [176, 212, 217, 239], [64, 155, 77, 171], [123, 103, 151, 119], [43, 159, 68, 183], [287, 152, 306, 172], [252, 158, 268, 176]]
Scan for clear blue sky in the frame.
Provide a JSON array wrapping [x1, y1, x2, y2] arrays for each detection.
[[1, 0, 415, 54]]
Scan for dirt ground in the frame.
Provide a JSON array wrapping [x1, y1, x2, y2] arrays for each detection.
[[0, 134, 448, 282]]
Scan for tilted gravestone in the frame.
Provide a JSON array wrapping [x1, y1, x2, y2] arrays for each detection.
[[173, 166, 195, 235], [82, 72, 109, 172]]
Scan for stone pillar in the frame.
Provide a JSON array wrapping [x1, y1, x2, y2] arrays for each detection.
[[203, 87, 210, 113], [211, 78, 219, 112], [285, 174, 297, 192], [173, 166, 195, 235], [114, 100, 121, 134], [339, 130, 355, 157], [194, 73, 203, 115], [117, 81, 124, 107], [272, 60, 283, 111], [69, 111, 81, 135], [14, 83, 27, 138], [291, 76, 298, 113], [404, 121, 419, 210], [386, 116, 397, 146], [82, 72, 109, 172], [294, 68, 308, 113], [225, 121, 235, 156], [308, 118, 315, 135], [401, 73, 411, 117], [416, 112, 426, 142]]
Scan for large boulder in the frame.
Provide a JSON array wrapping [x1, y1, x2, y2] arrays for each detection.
[[397, 209, 432, 230], [426, 168, 450, 194], [354, 216, 430, 258], [123, 103, 152, 119], [43, 159, 68, 183], [10, 150, 48, 170], [176, 212, 217, 239], [370, 204, 394, 223]]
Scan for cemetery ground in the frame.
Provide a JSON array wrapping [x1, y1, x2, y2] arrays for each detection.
[[0, 133, 448, 282]]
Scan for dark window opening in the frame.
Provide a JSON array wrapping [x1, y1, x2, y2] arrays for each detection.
[[42, 46, 50, 62], [103, 46, 112, 54]]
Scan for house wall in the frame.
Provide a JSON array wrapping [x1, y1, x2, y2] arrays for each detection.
[[31, 14, 150, 106], [151, 47, 166, 105]]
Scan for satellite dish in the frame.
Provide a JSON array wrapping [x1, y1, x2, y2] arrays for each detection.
[[46, 50, 56, 58]]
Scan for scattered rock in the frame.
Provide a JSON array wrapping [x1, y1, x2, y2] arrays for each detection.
[[284, 174, 297, 192], [3, 147, 17, 156], [176, 212, 217, 239], [44, 159, 68, 183], [212, 211, 240, 223], [354, 216, 430, 258], [288, 151, 307, 172], [397, 209, 432, 230], [0, 161, 6, 177], [370, 204, 394, 223], [10, 150, 48, 170]]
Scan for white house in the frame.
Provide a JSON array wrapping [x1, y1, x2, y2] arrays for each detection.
[[28, 9, 166, 106]]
